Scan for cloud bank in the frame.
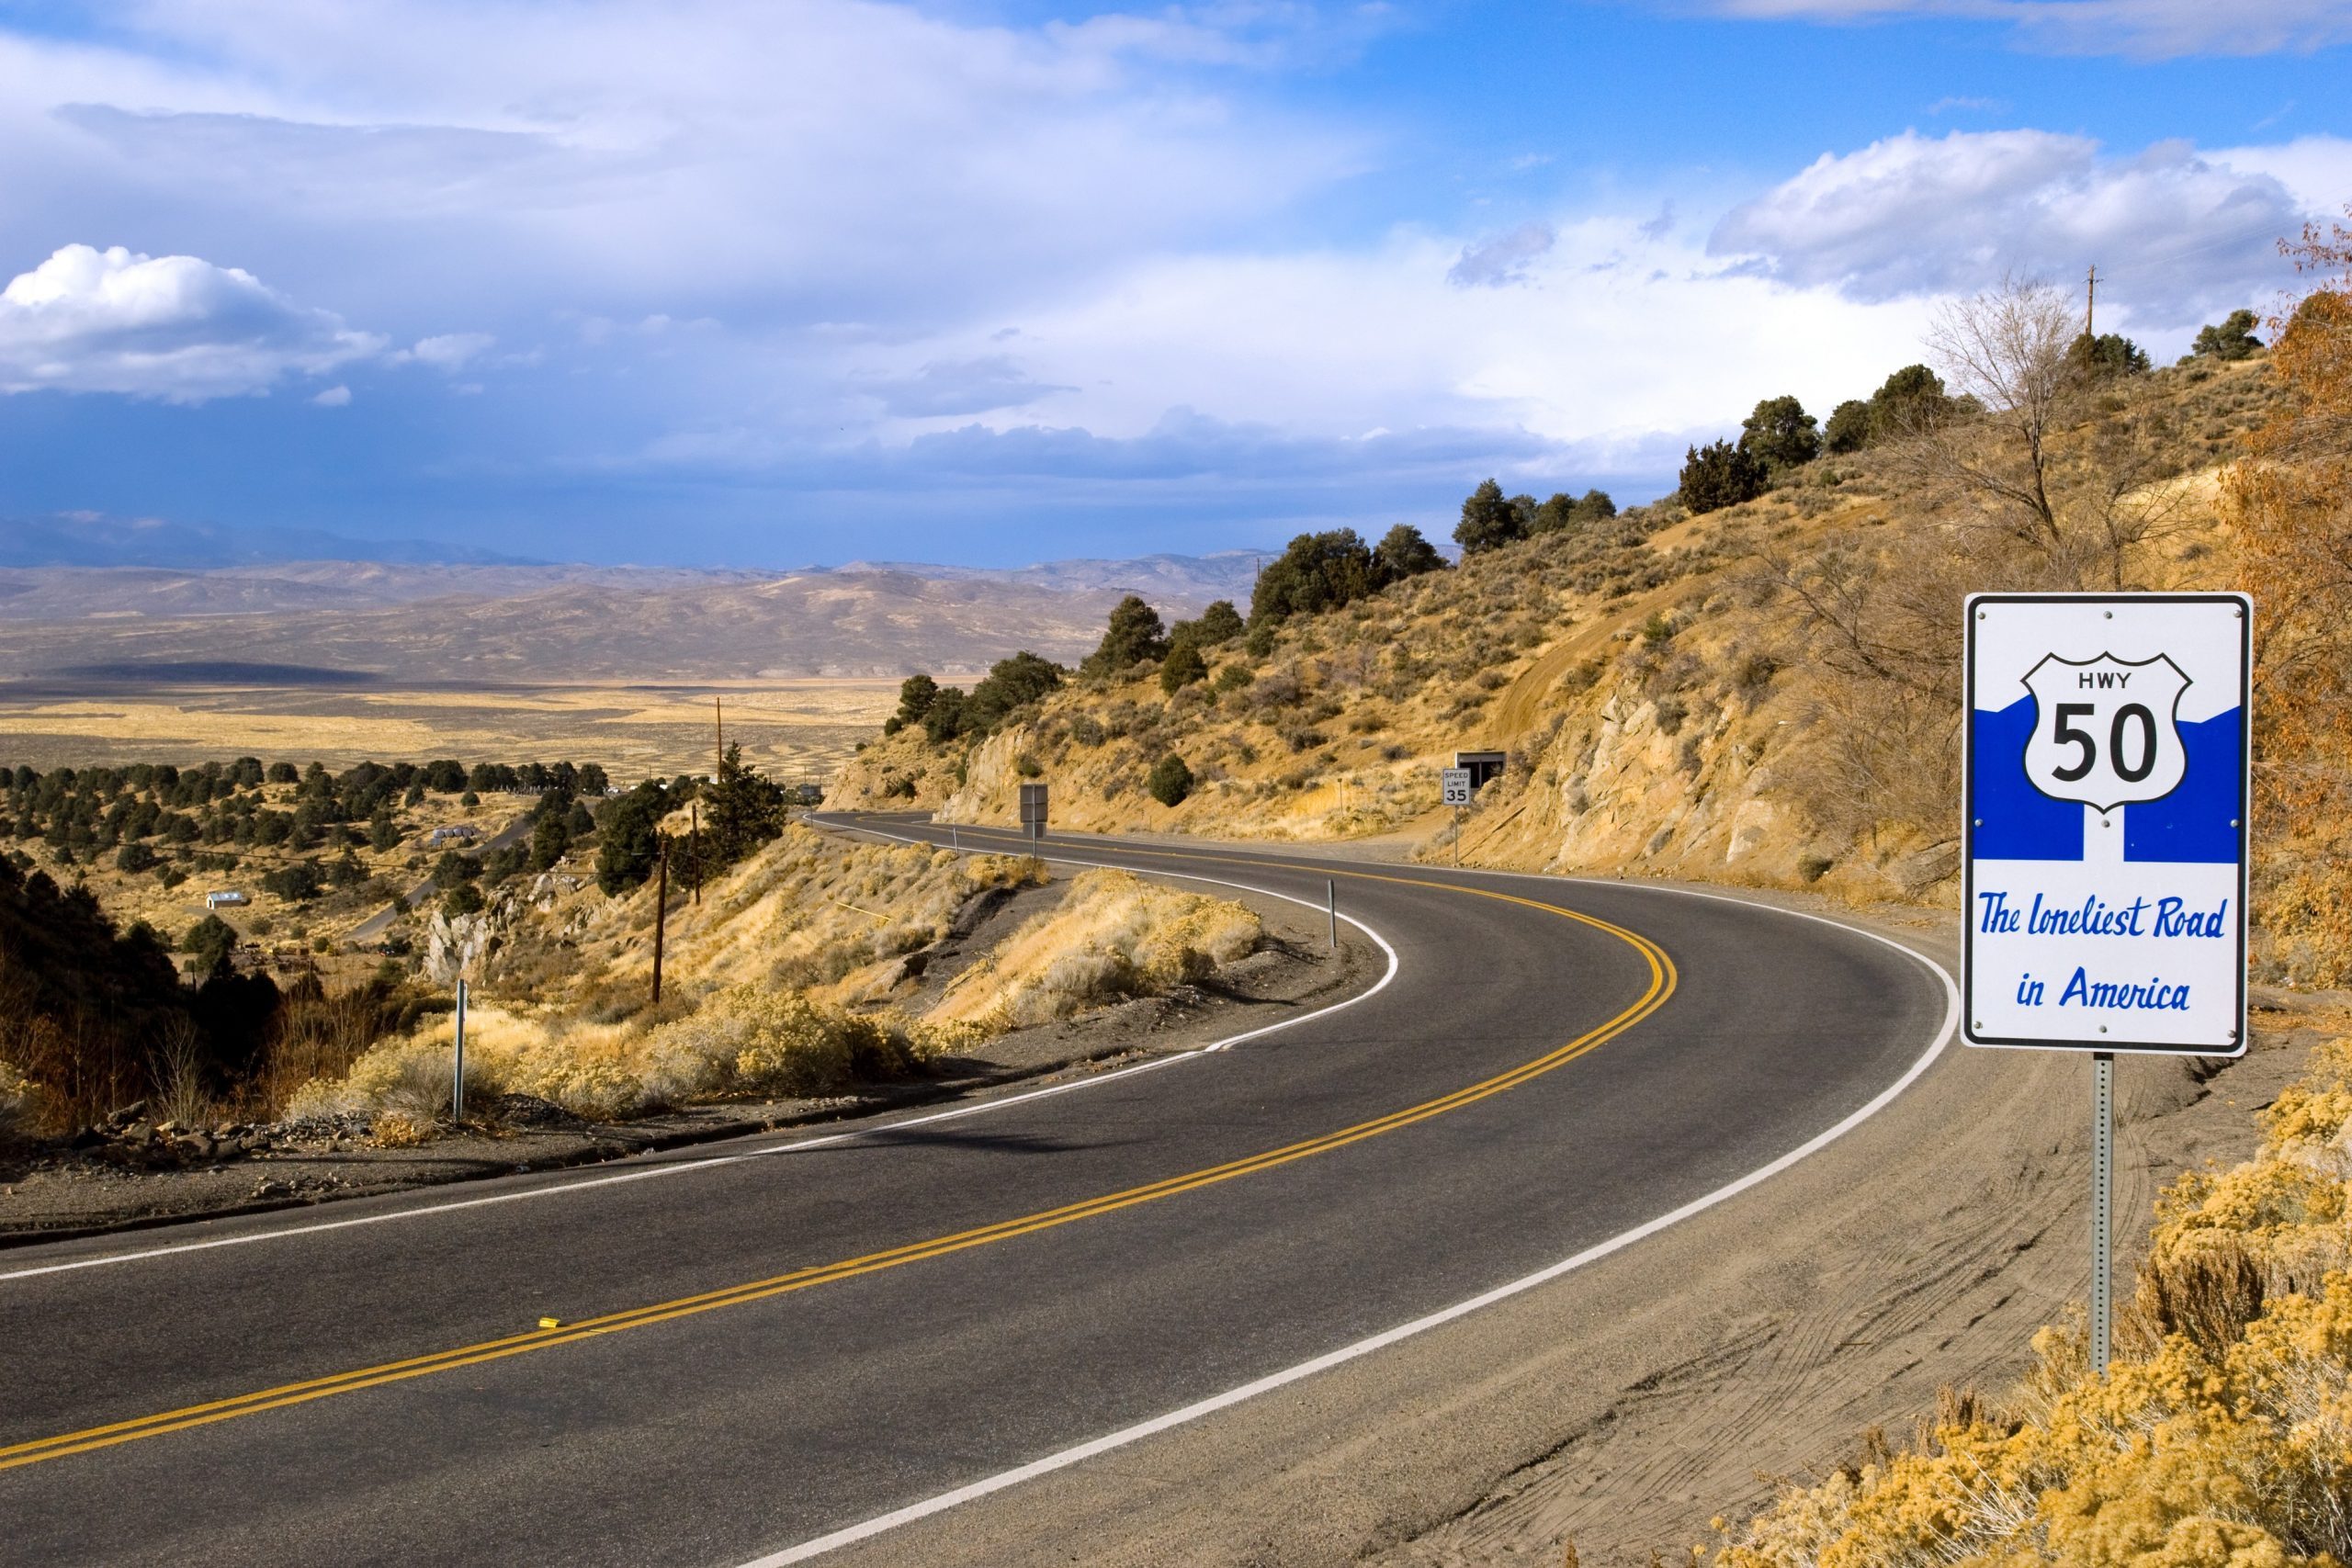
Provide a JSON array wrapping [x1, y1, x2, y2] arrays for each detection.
[[0, 243, 381, 401], [1712, 130, 2324, 327], [1695, 0, 2352, 59]]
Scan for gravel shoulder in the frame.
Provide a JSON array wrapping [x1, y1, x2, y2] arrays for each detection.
[[0, 885, 1381, 1247]]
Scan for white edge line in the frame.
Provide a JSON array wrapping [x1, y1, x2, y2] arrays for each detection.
[[734, 861, 1962, 1568], [0, 833, 1398, 1284]]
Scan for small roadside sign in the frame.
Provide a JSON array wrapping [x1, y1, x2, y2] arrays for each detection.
[[1440, 768, 1473, 807], [1017, 782, 1048, 841], [1963, 593, 2249, 1057]]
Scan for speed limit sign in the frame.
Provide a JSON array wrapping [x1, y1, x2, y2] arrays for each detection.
[[1962, 593, 2249, 1056]]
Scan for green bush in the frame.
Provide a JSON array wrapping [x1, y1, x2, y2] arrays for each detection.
[[1251, 529, 1379, 626], [1679, 438, 1768, 513], [1159, 642, 1208, 694], [1148, 754, 1195, 807], [2188, 308, 2262, 362]]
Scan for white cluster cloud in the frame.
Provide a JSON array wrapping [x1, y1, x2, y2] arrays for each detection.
[[1712, 130, 2324, 327], [837, 219, 1938, 478], [1696, 0, 2352, 59], [395, 332, 494, 370], [0, 243, 380, 401]]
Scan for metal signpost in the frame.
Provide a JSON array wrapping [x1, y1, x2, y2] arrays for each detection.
[[1963, 593, 2250, 1371], [1018, 782, 1048, 843], [1441, 767, 1472, 866]]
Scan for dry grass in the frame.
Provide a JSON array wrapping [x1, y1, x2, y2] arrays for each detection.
[[928, 867, 1263, 1032], [1709, 1014, 2352, 1568], [0, 678, 897, 781], [294, 830, 1256, 1122]]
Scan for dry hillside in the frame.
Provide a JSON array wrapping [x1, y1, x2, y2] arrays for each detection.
[[830, 352, 2280, 904], [281, 823, 1268, 1127]]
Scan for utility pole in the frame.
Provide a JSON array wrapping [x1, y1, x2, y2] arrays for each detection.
[[689, 800, 702, 906], [715, 695, 723, 778], [651, 840, 669, 1007], [2086, 264, 2098, 337]]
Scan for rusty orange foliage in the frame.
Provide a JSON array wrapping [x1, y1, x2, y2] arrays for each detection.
[[2227, 210, 2352, 984]]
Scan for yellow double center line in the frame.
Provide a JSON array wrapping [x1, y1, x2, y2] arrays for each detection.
[[0, 846, 1673, 1473]]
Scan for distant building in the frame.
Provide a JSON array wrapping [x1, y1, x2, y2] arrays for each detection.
[[791, 784, 824, 806], [204, 890, 249, 909], [427, 825, 481, 847]]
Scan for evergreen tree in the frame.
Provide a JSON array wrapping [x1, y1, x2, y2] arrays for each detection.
[[1452, 479, 1523, 554], [2068, 332, 2151, 378], [528, 809, 571, 873], [1250, 530, 1378, 626], [705, 741, 786, 866], [1823, 399, 1872, 454], [893, 673, 940, 728], [1083, 596, 1170, 676], [594, 785, 666, 895], [1193, 600, 1245, 644], [1867, 364, 1952, 441], [184, 912, 240, 977], [1372, 523, 1446, 581], [2189, 310, 2262, 361], [1738, 395, 1820, 472], [922, 688, 970, 743], [965, 652, 1065, 732], [1678, 439, 1769, 513]]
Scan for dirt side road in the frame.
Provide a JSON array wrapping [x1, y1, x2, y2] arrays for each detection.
[[822, 898, 2304, 1568]]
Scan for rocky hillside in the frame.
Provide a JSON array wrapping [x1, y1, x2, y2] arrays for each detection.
[[829, 350, 2282, 903]]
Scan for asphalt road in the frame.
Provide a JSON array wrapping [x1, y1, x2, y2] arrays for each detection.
[[347, 809, 535, 943], [0, 816, 1951, 1567]]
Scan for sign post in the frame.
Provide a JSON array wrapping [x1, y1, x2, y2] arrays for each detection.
[[1441, 767, 1472, 867], [1964, 593, 2250, 1371], [1018, 782, 1049, 844]]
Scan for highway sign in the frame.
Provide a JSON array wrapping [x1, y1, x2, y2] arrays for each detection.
[[1440, 768, 1472, 807], [1018, 782, 1048, 841], [1963, 593, 2249, 1057]]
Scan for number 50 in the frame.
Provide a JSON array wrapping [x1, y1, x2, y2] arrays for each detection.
[[2052, 702, 2158, 783]]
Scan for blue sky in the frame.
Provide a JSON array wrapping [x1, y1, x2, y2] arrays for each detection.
[[0, 0, 2345, 568]]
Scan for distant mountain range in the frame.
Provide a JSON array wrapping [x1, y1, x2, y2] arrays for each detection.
[[0, 547, 1268, 683], [0, 513, 540, 570]]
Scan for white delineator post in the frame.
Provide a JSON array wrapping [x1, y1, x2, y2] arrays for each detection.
[[452, 976, 469, 1126], [1327, 880, 1338, 952]]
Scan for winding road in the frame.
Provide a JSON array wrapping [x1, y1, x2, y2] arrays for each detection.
[[0, 817, 1955, 1567]]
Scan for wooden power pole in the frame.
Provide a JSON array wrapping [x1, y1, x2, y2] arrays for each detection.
[[2086, 264, 2098, 336], [651, 840, 669, 1007]]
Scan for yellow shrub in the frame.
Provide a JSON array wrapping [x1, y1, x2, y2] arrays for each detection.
[[0, 1056, 37, 1145], [1714, 1022, 2352, 1568]]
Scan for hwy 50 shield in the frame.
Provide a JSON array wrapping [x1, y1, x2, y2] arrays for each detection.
[[1963, 594, 2250, 1056]]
